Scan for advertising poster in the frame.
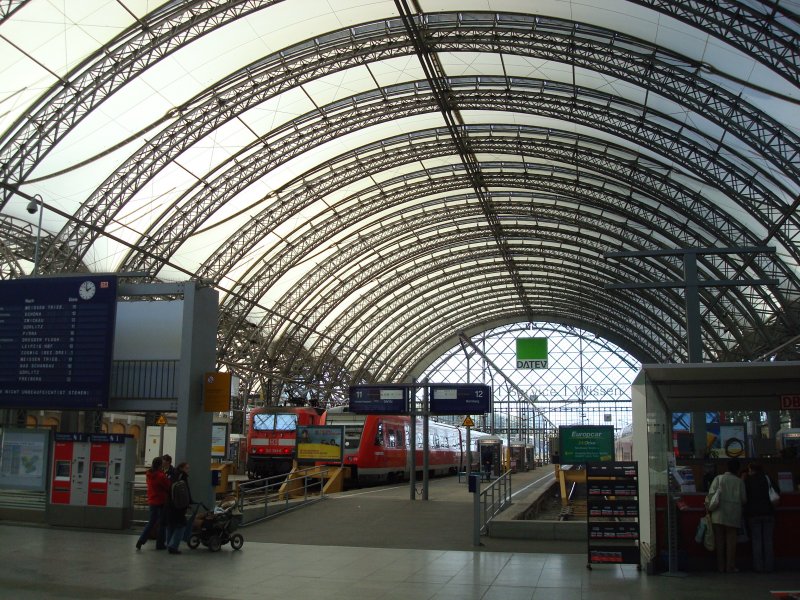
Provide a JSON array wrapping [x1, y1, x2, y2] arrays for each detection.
[[0, 428, 50, 491], [211, 423, 228, 458], [709, 423, 746, 458], [558, 425, 614, 463], [296, 426, 344, 462]]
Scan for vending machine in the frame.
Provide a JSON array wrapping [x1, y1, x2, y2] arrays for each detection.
[[48, 433, 91, 525], [48, 433, 136, 529]]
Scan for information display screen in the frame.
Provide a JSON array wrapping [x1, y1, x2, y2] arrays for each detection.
[[348, 385, 408, 414], [429, 384, 492, 415], [0, 276, 117, 409]]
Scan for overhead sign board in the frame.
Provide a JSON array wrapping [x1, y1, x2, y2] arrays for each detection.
[[559, 425, 614, 463], [429, 384, 491, 415], [0, 276, 118, 409], [348, 385, 408, 414], [516, 337, 548, 369], [203, 371, 232, 412]]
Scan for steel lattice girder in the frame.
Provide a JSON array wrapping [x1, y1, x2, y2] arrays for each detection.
[[316, 263, 683, 380], [1, 2, 795, 201], [628, 0, 800, 85], [268, 221, 719, 380], [174, 85, 798, 362], [223, 151, 788, 366], [1, 5, 797, 390], [128, 77, 793, 282], [24, 14, 799, 275]]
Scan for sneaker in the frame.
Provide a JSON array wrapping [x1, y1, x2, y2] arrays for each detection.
[[168, 548, 182, 555], [136, 540, 143, 550], [155, 545, 167, 550]]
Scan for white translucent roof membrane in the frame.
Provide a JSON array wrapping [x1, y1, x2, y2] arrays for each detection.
[[0, 0, 798, 375]]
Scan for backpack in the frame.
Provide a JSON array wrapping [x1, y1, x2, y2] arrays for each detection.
[[171, 479, 190, 510]]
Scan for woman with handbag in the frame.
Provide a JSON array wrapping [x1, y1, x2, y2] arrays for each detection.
[[706, 458, 746, 573], [744, 463, 778, 572]]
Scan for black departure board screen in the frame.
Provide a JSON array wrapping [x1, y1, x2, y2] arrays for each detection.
[[429, 384, 492, 415], [348, 385, 408, 414], [0, 276, 117, 409]]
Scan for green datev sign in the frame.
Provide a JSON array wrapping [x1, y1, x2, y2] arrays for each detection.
[[516, 337, 548, 369], [559, 425, 614, 463]]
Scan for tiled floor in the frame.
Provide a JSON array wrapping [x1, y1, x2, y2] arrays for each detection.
[[1, 523, 798, 599]]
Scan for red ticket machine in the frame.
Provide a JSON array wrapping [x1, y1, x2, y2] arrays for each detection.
[[88, 438, 111, 507], [49, 433, 90, 507], [48, 433, 135, 528]]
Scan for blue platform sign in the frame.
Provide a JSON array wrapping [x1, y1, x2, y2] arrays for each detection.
[[349, 385, 409, 414], [0, 276, 118, 409], [429, 384, 492, 415]]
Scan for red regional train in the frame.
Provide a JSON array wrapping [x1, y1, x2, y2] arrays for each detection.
[[321, 408, 490, 484], [245, 406, 324, 478]]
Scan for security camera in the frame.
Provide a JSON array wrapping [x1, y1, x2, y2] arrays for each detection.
[[26, 199, 38, 214]]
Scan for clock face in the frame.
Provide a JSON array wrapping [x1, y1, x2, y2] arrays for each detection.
[[78, 280, 96, 300]]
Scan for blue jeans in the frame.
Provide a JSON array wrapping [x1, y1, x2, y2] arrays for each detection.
[[166, 524, 186, 550], [748, 515, 774, 572], [138, 504, 166, 547]]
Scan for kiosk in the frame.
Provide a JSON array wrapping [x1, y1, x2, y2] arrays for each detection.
[[632, 362, 800, 573], [508, 440, 529, 473], [478, 435, 504, 478]]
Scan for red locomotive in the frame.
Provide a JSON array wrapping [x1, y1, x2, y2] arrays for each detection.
[[245, 406, 324, 479]]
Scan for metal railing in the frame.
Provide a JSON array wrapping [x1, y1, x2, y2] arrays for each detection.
[[478, 470, 512, 536], [236, 466, 328, 526]]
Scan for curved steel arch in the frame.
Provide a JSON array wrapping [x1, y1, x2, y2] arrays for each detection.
[[299, 193, 740, 364], [34, 13, 798, 276], [0, 1, 274, 198], [238, 160, 782, 361], [321, 259, 682, 382], [192, 83, 792, 366], [265, 210, 706, 380], [629, 0, 800, 85], [1, 4, 796, 395]]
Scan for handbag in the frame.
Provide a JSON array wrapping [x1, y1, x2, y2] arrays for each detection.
[[702, 514, 715, 551], [767, 475, 780, 506], [694, 516, 707, 544]]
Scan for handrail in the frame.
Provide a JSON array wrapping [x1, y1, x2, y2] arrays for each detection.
[[236, 466, 329, 526], [478, 470, 512, 535]]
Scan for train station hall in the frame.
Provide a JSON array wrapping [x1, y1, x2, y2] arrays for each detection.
[[1, 1, 799, 599]]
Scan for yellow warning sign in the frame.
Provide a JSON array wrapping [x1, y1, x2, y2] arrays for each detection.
[[462, 416, 475, 427], [155, 414, 167, 426]]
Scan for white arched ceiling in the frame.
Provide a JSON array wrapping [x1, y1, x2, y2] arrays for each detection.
[[0, 0, 798, 405]]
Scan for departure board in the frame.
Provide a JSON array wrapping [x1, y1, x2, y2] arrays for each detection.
[[348, 385, 408, 414], [429, 384, 492, 415], [0, 276, 117, 409]]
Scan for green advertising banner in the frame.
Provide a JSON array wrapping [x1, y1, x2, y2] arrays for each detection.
[[558, 425, 614, 463], [516, 337, 548, 369]]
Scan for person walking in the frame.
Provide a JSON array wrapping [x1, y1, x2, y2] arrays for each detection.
[[165, 462, 192, 555], [136, 456, 171, 550], [744, 463, 776, 573], [162, 454, 177, 480], [706, 458, 747, 573]]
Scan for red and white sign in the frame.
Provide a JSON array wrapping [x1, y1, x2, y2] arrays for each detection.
[[780, 395, 800, 410]]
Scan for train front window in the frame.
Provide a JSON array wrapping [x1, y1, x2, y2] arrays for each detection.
[[253, 414, 274, 431], [344, 427, 362, 449], [274, 414, 297, 431]]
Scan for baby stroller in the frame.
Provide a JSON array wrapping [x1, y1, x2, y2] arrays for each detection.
[[187, 500, 244, 552]]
